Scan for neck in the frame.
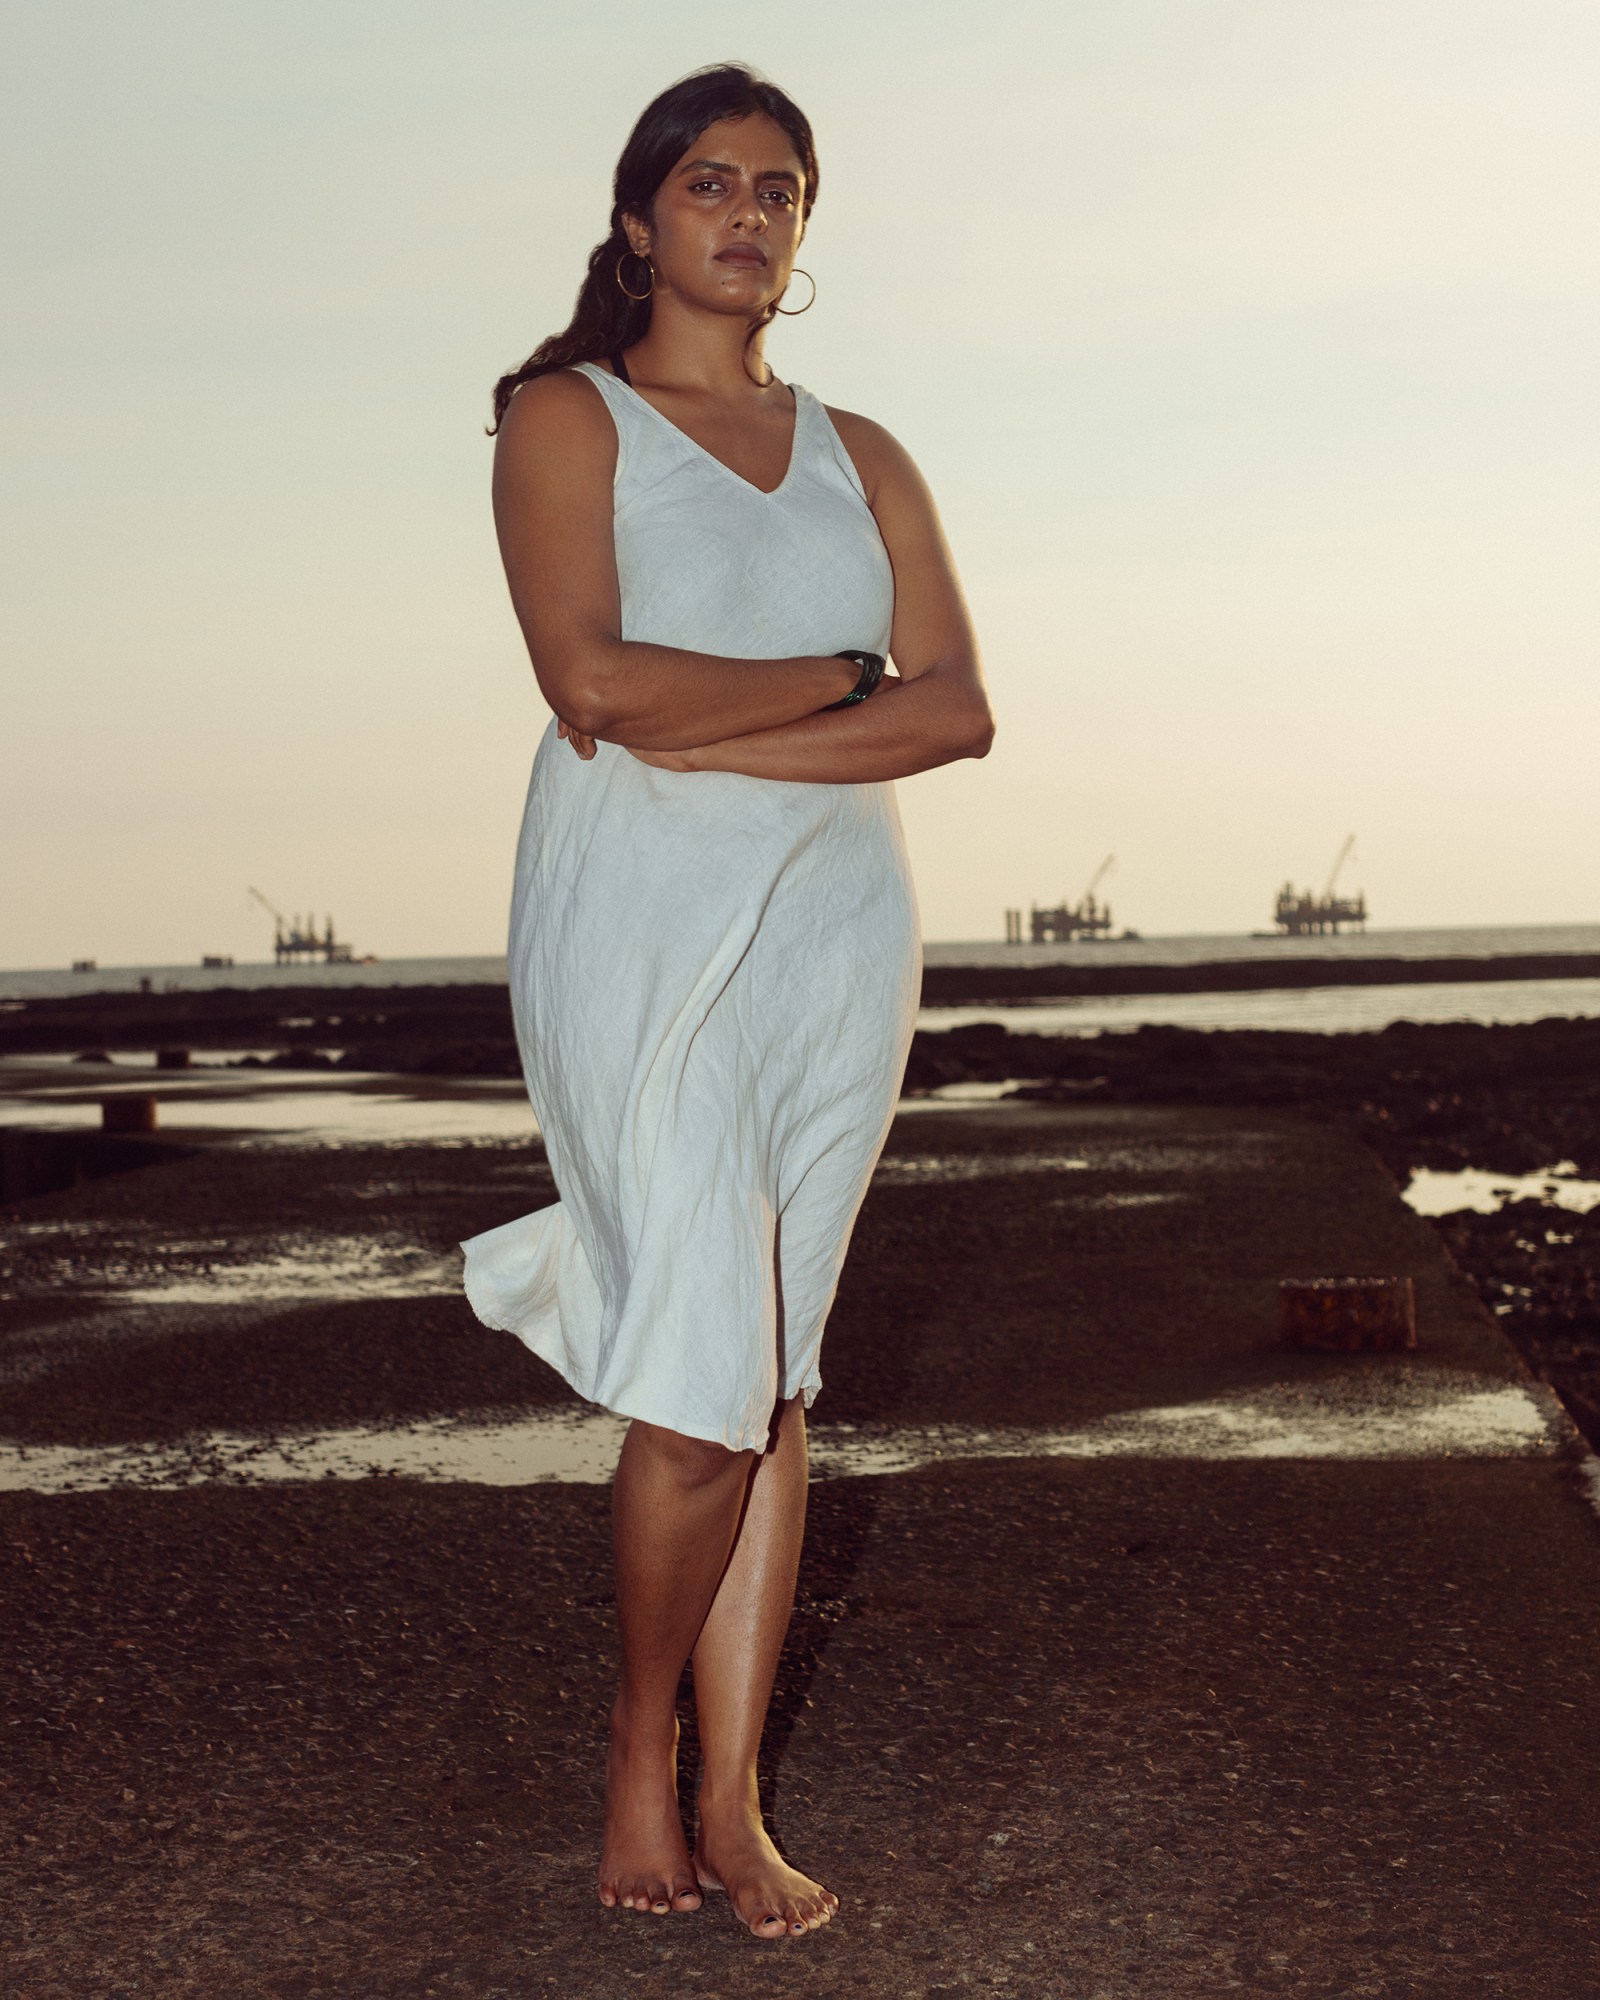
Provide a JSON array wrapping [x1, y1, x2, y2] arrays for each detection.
[[625, 295, 774, 396]]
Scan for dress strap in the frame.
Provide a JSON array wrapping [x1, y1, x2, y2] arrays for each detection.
[[607, 350, 632, 387]]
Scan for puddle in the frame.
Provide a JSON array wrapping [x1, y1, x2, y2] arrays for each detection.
[[114, 1240, 466, 1305], [1404, 1163, 1600, 1217], [898, 1080, 1036, 1109], [16, 1050, 347, 1068], [874, 1153, 1089, 1184], [4, 1227, 465, 1307], [0, 1376, 1562, 1496], [0, 1085, 538, 1146], [0, 1066, 1027, 1150]]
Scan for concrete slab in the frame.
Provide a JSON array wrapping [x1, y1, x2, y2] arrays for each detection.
[[3, 1104, 1599, 1996]]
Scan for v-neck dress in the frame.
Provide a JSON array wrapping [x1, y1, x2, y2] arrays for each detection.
[[458, 361, 921, 1452]]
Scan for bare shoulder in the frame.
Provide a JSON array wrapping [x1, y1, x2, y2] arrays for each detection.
[[495, 367, 617, 477], [824, 402, 936, 528], [821, 404, 932, 509]]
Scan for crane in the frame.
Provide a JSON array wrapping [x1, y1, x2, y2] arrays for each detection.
[[1080, 853, 1115, 904], [247, 885, 287, 931], [1322, 835, 1356, 902]]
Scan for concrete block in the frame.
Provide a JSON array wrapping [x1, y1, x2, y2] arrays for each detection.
[[1279, 1275, 1417, 1351]]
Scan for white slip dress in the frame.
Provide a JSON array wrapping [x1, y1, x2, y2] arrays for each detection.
[[458, 361, 922, 1452]]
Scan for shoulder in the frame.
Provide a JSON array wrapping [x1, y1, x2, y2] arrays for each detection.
[[495, 367, 619, 475], [819, 403, 929, 508], [824, 400, 936, 520]]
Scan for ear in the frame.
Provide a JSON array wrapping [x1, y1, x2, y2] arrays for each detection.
[[621, 210, 653, 257]]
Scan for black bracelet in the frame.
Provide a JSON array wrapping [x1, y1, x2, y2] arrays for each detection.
[[826, 650, 886, 709]]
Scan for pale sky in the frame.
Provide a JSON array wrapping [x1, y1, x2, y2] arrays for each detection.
[[3, 0, 1596, 967]]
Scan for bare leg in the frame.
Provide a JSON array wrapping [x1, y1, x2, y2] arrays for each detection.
[[691, 1393, 839, 1938], [599, 1418, 756, 1915]]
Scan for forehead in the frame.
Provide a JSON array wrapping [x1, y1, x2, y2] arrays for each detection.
[[672, 112, 805, 181]]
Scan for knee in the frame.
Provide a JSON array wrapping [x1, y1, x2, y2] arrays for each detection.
[[631, 1419, 749, 1490]]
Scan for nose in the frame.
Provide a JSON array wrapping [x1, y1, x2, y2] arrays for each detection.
[[731, 186, 767, 232]]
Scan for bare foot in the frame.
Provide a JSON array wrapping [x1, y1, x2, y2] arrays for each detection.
[[694, 1805, 839, 1938], [596, 1702, 702, 1915]]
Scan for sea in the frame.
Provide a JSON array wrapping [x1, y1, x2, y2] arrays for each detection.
[[5, 922, 1599, 1038]]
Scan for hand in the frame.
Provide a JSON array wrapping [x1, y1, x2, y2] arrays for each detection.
[[625, 744, 702, 772], [557, 718, 597, 760]]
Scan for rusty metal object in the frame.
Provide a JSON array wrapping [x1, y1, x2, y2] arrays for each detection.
[[101, 1094, 158, 1134], [1279, 1275, 1417, 1351]]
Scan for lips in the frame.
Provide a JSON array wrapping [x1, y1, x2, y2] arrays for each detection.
[[715, 247, 767, 267]]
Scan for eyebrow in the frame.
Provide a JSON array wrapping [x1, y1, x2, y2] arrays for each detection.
[[679, 157, 802, 189]]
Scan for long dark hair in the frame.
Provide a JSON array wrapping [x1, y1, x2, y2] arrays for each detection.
[[489, 63, 818, 431]]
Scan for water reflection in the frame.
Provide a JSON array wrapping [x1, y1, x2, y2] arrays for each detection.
[[920, 977, 1600, 1038], [1403, 1163, 1600, 1217], [0, 1064, 1019, 1146], [0, 1376, 1561, 1497], [0, 1057, 539, 1145]]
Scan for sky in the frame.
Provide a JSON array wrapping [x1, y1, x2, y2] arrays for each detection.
[[3, 0, 1596, 967]]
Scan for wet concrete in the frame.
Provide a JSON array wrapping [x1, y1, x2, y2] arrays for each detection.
[[0, 1372, 1567, 1496], [3, 1103, 1600, 1995]]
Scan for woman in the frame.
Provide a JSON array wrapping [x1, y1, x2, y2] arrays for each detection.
[[460, 63, 992, 1940]]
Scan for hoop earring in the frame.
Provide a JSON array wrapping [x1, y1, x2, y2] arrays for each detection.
[[614, 250, 654, 302], [775, 267, 816, 315]]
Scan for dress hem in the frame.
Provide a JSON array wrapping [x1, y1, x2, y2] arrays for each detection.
[[459, 1243, 820, 1455]]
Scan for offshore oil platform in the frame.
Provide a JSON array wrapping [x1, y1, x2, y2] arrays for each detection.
[[247, 885, 368, 965], [1270, 835, 1368, 937], [1005, 855, 1138, 944]]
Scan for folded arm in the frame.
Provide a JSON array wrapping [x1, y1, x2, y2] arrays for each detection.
[[492, 371, 860, 751], [635, 410, 994, 784]]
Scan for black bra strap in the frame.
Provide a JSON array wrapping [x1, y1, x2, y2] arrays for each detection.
[[607, 350, 632, 387]]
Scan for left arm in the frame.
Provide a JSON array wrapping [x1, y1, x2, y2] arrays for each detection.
[[633, 413, 995, 782]]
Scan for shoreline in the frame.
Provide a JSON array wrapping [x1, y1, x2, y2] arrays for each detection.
[[3, 952, 1600, 1060], [4, 995, 1598, 1462], [922, 951, 1600, 1004]]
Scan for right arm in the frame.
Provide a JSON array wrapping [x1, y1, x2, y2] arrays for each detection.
[[491, 373, 859, 752]]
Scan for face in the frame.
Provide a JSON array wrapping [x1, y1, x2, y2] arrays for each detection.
[[626, 112, 807, 317]]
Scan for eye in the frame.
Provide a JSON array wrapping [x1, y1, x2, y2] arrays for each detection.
[[688, 177, 727, 195], [762, 188, 796, 207]]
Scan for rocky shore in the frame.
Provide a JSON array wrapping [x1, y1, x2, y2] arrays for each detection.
[[6, 984, 1599, 1455], [8, 979, 1600, 1186], [920, 951, 1600, 1006], [8, 950, 1600, 1056], [0, 983, 523, 1075]]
